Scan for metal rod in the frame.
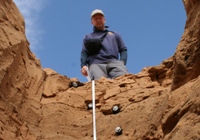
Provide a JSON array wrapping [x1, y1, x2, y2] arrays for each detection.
[[92, 79, 96, 140], [85, 67, 96, 140]]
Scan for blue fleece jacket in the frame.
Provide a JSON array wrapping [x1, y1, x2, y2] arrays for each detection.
[[81, 27, 127, 68]]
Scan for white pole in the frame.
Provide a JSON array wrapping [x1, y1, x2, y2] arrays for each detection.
[[92, 79, 97, 140], [85, 67, 96, 140]]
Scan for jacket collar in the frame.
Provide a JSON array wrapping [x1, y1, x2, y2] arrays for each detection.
[[93, 26, 109, 33]]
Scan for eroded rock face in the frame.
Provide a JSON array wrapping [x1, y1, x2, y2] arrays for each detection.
[[0, 0, 200, 140], [172, 0, 200, 90]]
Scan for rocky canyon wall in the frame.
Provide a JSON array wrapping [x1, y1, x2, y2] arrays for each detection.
[[0, 0, 199, 140], [172, 0, 200, 90]]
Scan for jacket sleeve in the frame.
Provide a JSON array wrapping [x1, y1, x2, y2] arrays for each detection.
[[115, 33, 128, 65], [80, 37, 89, 68], [120, 49, 127, 65]]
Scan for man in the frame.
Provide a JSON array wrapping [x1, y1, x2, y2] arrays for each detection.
[[80, 9, 128, 80]]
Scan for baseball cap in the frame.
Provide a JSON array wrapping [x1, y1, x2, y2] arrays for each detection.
[[91, 9, 105, 18]]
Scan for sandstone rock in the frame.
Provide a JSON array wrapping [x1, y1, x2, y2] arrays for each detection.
[[172, 0, 200, 90], [0, 0, 200, 140]]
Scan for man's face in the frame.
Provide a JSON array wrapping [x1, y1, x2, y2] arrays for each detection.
[[91, 14, 106, 30]]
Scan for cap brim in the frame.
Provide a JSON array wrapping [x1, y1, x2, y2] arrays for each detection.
[[91, 13, 104, 18]]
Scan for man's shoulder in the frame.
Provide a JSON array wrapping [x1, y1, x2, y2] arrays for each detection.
[[107, 31, 121, 39], [108, 31, 120, 36], [83, 32, 93, 40], [107, 31, 116, 37], [84, 32, 93, 36]]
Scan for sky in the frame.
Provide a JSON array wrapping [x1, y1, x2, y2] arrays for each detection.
[[13, 0, 186, 82]]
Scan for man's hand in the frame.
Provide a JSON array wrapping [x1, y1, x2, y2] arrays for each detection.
[[81, 66, 88, 76]]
